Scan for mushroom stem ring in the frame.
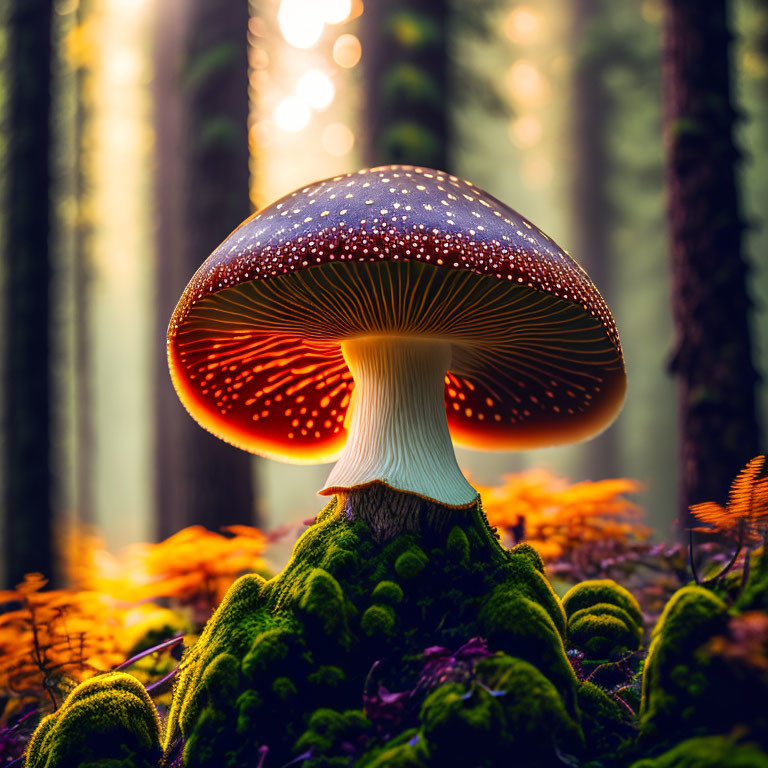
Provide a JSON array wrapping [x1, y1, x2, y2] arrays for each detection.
[[321, 336, 478, 507]]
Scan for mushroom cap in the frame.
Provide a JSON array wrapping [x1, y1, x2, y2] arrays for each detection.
[[168, 165, 626, 464]]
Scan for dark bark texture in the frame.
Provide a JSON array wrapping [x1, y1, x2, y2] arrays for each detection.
[[662, 0, 761, 526], [361, 0, 449, 169], [3, 0, 55, 585], [154, 0, 256, 537]]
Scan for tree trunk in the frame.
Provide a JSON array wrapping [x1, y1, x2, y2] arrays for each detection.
[[72, 0, 94, 528], [361, 0, 449, 169], [3, 0, 55, 585], [153, 0, 257, 538], [662, 0, 761, 528], [570, 0, 617, 479]]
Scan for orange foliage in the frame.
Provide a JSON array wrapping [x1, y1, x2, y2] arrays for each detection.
[[0, 524, 270, 715], [690, 455, 768, 545], [135, 525, 268, 615], [0, 574, 123, 709], [64, 523, 269, 615], [477, 468, 648, 562]]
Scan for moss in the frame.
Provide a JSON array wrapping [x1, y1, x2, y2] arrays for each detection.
[[66, 497, 587, 767], [241, 627, 301, 682], [394, 546, 429, 580], [446, 526, 470, 563], [320, 543, 359, 577], [360, 741, 427, 768], [419, 682, 505, 766], [568, 604, 643, 658], [25, 672, 162, 768], [298, 568, 351, 645], [577, 680, 631, 756], [294, 708, 371, 766], [414, 654, 581, 767], [271, 676, 298, 701], [493, 547, 568, 638], [361, 604, 396, 637], [307, 665, 346, 688], [639, 586, 729, 748], [478, 585, 576, 706], [629, 735, 768, 767], [508, 542, 545, 572], [562, 579, 643, 630], [475, 654, 582, 758], [371, 580, 404, 605]]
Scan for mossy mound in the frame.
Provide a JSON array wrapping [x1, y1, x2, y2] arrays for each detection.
[[161, 498, 579, 766], [25, 672, 162, 768], [563, 579, 644, 659], [577, 680, 634, 759], [639, 584, 765, 753], [629, 735, 768, 767], [351, 653, 581, 768]]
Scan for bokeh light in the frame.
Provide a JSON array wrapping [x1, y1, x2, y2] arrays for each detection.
[[509, 114, 542, 148], [277, 0, 325, 49], [321, 122, 355, 155], [503, 7, 541, 44], [274, 97, 311, 131], [506, 60, 549, 107], [322, 0, 352, 24], [296, 69, 335, 110], [333, 33, 362, 68]]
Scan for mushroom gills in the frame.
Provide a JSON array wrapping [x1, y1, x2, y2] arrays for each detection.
[[320, 335, 478, 507]]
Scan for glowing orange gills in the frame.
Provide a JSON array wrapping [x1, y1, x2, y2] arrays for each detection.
[[168, 165, 626, 464]]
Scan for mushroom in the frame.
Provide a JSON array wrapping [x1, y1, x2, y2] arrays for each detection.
[[168, 165, 625, 535]]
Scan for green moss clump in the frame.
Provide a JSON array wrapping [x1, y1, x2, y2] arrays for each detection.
[[577, 680, 631, 757], [475, 653, 582, 757], [478, 548, 574, 706], [182, 653, 242, 767], [562, 579, 643, 629], [568, 603, 643, 658], [55, 497, 605, 767], [508, 542, 545, 572], [371, 580, 403, 605], [241, 627, 301, 682], [446, 526, 470, 563], [639, 586, 728, 748], [294, 708, 371, 767], [394, 546, 429, 580], [307, 665, 346, 689], [410, 653, 581, 767], [419, 682, 506, 766], [359, 735, 427, 768], [629, 735, 768, 767], [25, 672, 162, 768], [360, 604, 396, 637], [562, 580, 643, 660], [298, 568, 351, 645]]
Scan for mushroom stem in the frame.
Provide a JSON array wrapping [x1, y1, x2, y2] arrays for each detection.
[[320, 336, 478, 508]]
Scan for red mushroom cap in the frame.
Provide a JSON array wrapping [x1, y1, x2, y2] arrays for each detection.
[[168, 165, 626, 463]]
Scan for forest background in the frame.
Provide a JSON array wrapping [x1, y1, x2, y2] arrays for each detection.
[[1, 0, 766, 586]]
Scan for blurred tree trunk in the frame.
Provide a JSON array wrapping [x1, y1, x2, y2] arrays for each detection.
[[662, 0, 761, 529], [361, 0, 448, 169], [3, 0, 55, 585], [153, 0, 257, 538], [72, 0, 94, 527], [570, 0, 617, 479]]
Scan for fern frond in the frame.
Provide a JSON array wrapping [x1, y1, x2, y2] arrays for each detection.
[[728, 455, 765, 518]]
